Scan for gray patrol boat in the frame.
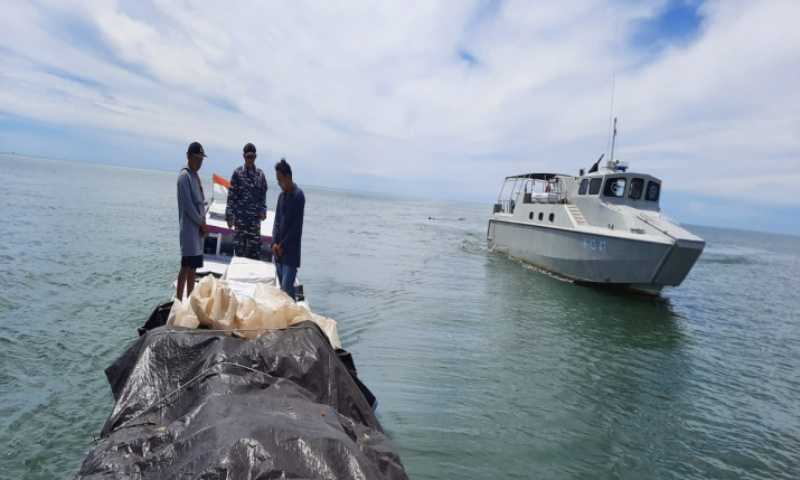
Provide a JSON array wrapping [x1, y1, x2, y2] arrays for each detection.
[[487, 152, 705, 294]]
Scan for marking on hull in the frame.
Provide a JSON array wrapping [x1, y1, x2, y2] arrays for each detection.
[[582, 238, 607, 253]]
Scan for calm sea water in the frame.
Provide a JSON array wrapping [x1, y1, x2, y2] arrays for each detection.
[[1, 154, 798, 479]]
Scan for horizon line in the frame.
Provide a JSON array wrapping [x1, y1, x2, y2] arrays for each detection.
[[2, 151, 798, 239]]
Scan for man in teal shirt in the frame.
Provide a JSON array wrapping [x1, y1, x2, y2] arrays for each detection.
[[271, 159, 305, 300]]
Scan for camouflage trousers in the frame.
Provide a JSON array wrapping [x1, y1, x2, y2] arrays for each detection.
[[234, 223, 262, 259]]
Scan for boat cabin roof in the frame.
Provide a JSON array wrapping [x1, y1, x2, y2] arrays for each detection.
[[505, 173, 569, 181]]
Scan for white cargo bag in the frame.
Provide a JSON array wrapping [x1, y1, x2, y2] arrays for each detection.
[[166, 298, 200, 329]]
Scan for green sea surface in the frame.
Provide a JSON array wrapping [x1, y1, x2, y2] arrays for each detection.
[[1, 154, 798, 479]]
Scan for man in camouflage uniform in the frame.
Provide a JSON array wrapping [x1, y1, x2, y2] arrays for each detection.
[[225, 143, 268, 259]]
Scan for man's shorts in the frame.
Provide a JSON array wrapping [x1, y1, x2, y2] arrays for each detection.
[[181, 255, 204, 269]]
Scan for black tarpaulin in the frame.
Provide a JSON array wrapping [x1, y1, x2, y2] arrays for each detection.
[[75, 322, 408, 479]]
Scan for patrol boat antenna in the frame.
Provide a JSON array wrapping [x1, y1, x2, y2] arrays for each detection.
[[609, 117, 618, 163]]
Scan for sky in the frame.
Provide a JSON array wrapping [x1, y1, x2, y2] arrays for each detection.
[[0, 0, 798, 234]]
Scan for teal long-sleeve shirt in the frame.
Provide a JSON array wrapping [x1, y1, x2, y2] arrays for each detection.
[[272, 185, 305, 268]]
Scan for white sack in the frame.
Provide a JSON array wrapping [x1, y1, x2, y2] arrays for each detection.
[[210, 281, 238, 332], [189, 275, 218, 327], [233, 296, 291, 339], [166, 298, 200, 329], [253, 284, 309, 326], [171, 275, 342, 348]]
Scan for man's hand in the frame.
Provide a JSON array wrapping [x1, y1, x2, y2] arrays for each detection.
[[272, 243, 283, 257], [260, 212, 267, 221], [199, 223, 209, 236], [226, 218, 233, 229]]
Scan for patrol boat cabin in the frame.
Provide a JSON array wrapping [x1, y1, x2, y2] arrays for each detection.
[[487, 157, 705, 294]]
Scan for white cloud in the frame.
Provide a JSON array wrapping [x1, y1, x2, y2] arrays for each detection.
[[0, 0, 797, 205]]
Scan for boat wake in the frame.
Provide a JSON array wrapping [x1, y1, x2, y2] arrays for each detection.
[[505, 254, 575, 284]]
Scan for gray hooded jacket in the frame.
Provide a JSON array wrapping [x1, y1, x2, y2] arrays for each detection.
[[177, 167, 205, 257]]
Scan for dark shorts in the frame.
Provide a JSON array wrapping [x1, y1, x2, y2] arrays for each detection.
[[181, 255, 204, 269]]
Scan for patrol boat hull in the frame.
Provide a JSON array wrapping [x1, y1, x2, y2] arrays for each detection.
[[487, 217, 704, 293]]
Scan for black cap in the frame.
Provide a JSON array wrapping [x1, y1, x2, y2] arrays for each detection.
[[187, 141, 206, 157], [243, 143, 256, 154]]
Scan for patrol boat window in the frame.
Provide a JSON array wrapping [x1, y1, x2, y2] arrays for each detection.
[[578, 179, 589, 195], [588, 177, 603, 195], [629, 178, 644, 200], [646, 181, 660, 201], [603, 177, 627, 197]]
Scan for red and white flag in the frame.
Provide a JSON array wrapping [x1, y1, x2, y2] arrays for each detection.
[[213, 173, 230, 196]]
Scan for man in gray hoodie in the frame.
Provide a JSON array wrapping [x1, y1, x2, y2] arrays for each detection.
[[176, 142, 209, 300]]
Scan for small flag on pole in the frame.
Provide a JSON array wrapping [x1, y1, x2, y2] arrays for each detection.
[[213, 173, 231, 189], [212, 173, 230, 197]]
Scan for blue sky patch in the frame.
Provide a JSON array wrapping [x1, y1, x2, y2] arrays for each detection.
[[458, 49, 479, 66], [630, 0, 704, 52]]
